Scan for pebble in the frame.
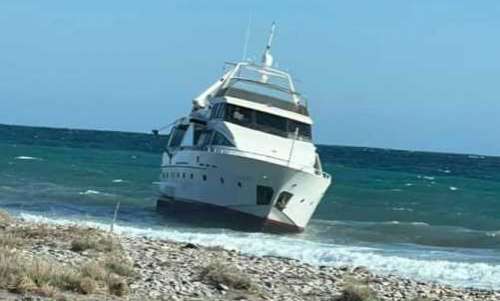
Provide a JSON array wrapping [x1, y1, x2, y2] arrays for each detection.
[[6, 222, 500, 301]]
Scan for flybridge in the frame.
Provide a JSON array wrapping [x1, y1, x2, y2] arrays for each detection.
[[193, 23, 308, 115], [220, 62, 305, 107]]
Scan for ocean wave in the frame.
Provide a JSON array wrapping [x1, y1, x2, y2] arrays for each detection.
[[112, 179, 125, 183], [14, 156, 42, 161], [449, 186, 459, 191], [486, 231, 500, 238], [18, 213, 500, 290], [391, 207, 414, 212], [410, 222, 430, 226], [79, 190, 101, 195]]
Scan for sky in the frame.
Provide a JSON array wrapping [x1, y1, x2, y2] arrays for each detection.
[[1, 1, 499, 156]]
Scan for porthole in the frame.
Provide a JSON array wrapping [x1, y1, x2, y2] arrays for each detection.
[[237, 182, 242, 188], [182, 173, 186, 179], [220, 177, 224, 184], [203, 175, 207, 181], [190, 173, 194, 179]]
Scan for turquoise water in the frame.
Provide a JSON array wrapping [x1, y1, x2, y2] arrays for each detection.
[[1, 124, 499, 289]]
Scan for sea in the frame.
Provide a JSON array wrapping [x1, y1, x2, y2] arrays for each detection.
[[1, 124, 499, 290]]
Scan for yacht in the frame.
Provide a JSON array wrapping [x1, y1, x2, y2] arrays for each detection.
[[157, 24, 331, 232]]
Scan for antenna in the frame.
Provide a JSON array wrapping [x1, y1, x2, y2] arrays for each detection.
[[261, 22, 276, 68], [242, 12, 252, 61]]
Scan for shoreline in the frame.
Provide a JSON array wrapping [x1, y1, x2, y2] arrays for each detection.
[[1, 214, 499, 300]]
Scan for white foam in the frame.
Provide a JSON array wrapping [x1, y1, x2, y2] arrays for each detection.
[[18, 213, 500, 290], [449, 186, 459, 191], [79, 190, 101, 195], [486, 231, 500, 238], [14, 156, 42, 161], [423, 176, 435, 181], [405, 183, 414, 187], [411, 222, 430, 226], [392, 207, 414, 212], [112, 179, 124, 183]]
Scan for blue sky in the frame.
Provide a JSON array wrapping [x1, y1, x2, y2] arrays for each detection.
[[1, 1, 499, 155]]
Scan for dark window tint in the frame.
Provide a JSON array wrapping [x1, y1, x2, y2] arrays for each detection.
[[196, 130, 213, 147], [225, 104, 253, 126], [255, 111, 287, 136], [223, 103, 312, 141], [275, 191, 293, 210], [288, 120, 312, 140], [257, 185, 274, 205], [211, 131, 234, 146], [211, 103, 225, 120], [168, 125, 188, 148], [216, 103, 225, 119]]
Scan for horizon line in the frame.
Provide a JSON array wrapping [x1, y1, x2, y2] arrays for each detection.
[[1, 122, 498, 159]]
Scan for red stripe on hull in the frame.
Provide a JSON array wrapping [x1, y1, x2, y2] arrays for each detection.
[[157, 197, 303, 234]]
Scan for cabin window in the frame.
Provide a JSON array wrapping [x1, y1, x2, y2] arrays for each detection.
[[256, 185, 274, 205], [275, 191, 293, 210], [288, 120, 312, 140], [225, 104, 253, 126], [223, 103, 312, 141], [193, 124, 204, 145], [255, 111, 287, 136], [196, 130, 213, 147], [211, 103, 225, 119], [211, 131, 234, 146], [217, 103, 225, 119], [168, 125, 188, 148]]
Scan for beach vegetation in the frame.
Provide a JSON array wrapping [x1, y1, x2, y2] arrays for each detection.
[[335, 278, 379, 301], [201, 260, 255, 291], [0, 210, 13, 227], [104, 253, 136, 277], [0, 210, 134, 299], [70, 234, 120, 253]]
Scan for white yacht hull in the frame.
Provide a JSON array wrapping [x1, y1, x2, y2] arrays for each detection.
[[157, 149, 331, 232]]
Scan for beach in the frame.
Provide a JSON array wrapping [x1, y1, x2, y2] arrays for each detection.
[[1, 212, 498, 301]]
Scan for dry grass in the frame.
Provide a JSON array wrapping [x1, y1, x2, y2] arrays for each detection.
[[0, 210, 14, 228], [0, 209, 134, 299], [201, 261, 255, 291], [0, 232, 23, 248], [80, 261, 107, 281], [0, 248, 78, 295], [0, 246, 132, 298], [335, 278, 379, 301], [107, 273, 129, 297], [71, 235, 120, 253], [104, 253, 136, 278], [10, 223, 98, 241]]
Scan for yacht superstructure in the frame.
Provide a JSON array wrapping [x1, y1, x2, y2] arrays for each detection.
[[157, 24, 331, 232]]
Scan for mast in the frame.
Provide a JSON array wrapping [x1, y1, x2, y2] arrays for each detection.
[[262, 22, 276, 68], [260, 22, 276, 83]]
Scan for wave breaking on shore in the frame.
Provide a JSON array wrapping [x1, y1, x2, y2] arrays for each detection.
[[19, 213, 500, 290]]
